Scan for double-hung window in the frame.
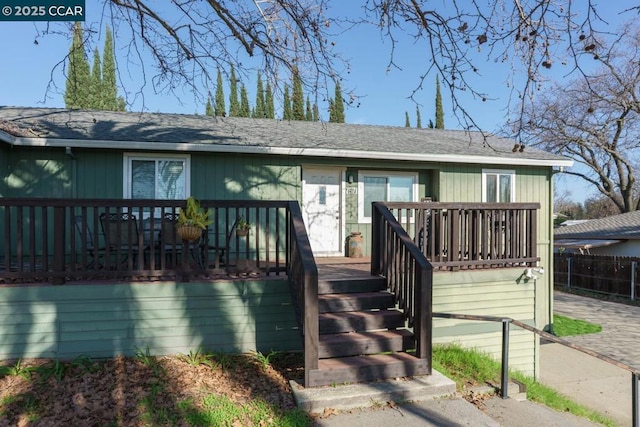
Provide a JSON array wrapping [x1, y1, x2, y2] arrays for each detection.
[[358, 171, 418, 222], [482, 169, 515, 203], [124, 154, 190, 199]]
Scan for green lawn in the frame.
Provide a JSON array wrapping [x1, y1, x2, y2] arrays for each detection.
[[553, 314, 602, 337]]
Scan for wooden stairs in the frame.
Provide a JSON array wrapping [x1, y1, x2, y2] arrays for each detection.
[[306, 275, 430, 387]]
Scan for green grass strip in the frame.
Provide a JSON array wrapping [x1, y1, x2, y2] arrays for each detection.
[[553, 314, 602, 337], [433, 344, 616, 427], [179, 394, 311, 426]]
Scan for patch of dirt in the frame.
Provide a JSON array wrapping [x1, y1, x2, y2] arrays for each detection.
[[0, 352, 305, 426]]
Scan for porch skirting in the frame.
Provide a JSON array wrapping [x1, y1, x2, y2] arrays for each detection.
[[0, 279, 301, 360]]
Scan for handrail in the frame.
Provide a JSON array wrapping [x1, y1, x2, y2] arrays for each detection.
[[434, 311, 640, 426], [372, 202, 433, 361], [285, 201, 318, 387]]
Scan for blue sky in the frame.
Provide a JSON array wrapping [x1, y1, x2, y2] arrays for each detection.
[[0, 1, 533, 130], [0, 2, 632, 203]]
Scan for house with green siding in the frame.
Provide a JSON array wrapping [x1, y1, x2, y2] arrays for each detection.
[[0, 106, 571, 383]]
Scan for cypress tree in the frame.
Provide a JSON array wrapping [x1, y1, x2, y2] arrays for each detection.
[[265, 82, 275, 119], [205, 96, 214, 116], [435, 75, 444, 129], [312, 103, 319, 122], [305, 96, 312, 121], [64, 23, 91, 109], [215, 68, 225, 116], [333, 81, 345, 123], [253, 73, 265, 118], [405, 111, 410, 127], [102, 26, 119, 110], [328, 98, 335, 122], [228, 65, 239, 117], [282, 86, 292, 120], [416, 105, 422, 128], [240, 84, 250, 117], [89, 47, 102, 109], [291, 68, 305, 120]]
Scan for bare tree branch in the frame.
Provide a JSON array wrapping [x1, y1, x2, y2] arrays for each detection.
[[36, 1, 639, 129], [519, 25, 640, 213]]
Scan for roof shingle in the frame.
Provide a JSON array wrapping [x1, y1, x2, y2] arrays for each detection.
[[0, 106, 569, 165], [555, 210, 640, 240]]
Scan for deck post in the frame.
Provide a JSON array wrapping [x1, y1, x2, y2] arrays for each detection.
[[303, 270, 319, 387], [53, 205, 66, 285], [414, 262, 433, 371], [415, 264, 425, 358], [371, 203, 381, 276]]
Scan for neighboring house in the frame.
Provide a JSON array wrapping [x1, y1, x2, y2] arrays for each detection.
[[555, 210, 640, 256], [557, 219, 589, 227], [0, 106, 572, 379]]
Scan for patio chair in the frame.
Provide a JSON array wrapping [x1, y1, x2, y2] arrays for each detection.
[[200, 217, 240, 270], [99, 212, 144, 269], [73, 215, 105, 268], [158, 212, 184, 268]]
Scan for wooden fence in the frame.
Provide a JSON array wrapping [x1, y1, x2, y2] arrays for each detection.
[[554, 253, 640, 300]]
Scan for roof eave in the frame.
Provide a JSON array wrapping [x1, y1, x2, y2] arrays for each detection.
[[0, 129, 17, 144], [5, 136, 574, 168]]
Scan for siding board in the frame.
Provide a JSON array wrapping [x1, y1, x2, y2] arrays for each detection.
[[0, 279, 300, 360], [433, 268, 537, 375]]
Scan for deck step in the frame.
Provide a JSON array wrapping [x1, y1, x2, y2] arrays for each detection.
[[318, 329, 415, 358], [318, 277, 387, 294], [307, 353, 430, 387], [318, 292, 395, 313], [319, 309, 405, 334]]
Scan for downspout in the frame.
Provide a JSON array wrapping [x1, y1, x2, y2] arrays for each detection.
[[548, 168, 562, 335]]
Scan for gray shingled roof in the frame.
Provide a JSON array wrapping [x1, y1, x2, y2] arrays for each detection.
[[554, 210, 640, 240], [0, 106, 571, 166]]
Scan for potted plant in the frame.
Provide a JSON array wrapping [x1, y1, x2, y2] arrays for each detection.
[[176, 197, 212, 241], [235, 217, 252, 237]]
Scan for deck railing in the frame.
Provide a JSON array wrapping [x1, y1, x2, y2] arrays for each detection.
[[0, 198, 294, 284], [382, 202, 540, 270], [285, 202, 319, 387], [371, 202, 433, 363]]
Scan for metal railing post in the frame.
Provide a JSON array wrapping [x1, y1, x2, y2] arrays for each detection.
[[633, 372, 639, 427], [501, 318, 511, 399], [632, 261, 636, 301]]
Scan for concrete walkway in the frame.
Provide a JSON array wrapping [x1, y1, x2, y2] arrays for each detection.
[[312, 394, 599, 427], [540, 342, 631, 426], [539, 291, 640, 426]]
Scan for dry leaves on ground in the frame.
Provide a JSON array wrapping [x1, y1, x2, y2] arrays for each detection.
[[0, 351, 305, 426]]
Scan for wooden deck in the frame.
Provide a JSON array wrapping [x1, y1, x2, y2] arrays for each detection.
[[316, 256, 372, 280]]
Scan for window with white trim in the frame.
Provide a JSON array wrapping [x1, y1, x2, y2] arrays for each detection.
[[482, 169, 515, 203], [358, 171, 418, 222], [124, 154, 190, 199]]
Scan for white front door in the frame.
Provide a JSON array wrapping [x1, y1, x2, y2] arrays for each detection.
[[302, 169, 342, 256]]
